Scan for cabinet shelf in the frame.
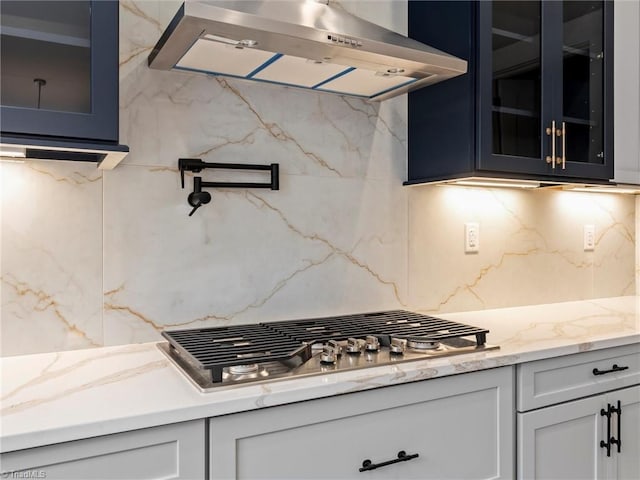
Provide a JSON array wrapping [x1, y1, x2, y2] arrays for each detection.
[[563, 44, 599, 59], [492, 106, 539, 118], [1, 26, 90, 48], [492, 27, 537, 44], [563, 116, 597, 126]]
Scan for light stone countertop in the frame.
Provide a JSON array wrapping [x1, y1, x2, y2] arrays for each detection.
[[1, 296, 639, 453]]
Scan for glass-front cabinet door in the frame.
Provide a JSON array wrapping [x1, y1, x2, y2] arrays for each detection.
[[0, 1, 119, 143], [490, 1, 543, 161], [556, 0, 612, 179], [478, 1, 551, 176], [478, 0, 612, 180]]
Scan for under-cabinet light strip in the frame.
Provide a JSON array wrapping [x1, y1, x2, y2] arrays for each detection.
[[450, 180, 540, 189], [568, 187, 640, 194], [0, 146, 26, 158]]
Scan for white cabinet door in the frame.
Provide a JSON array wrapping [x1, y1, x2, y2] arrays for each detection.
[[209, 366, 514, 480], [518, 384, 640, 480], [518, 394, 607, 480], [610, 385, 640, 480], [0, 420, 205, 480]]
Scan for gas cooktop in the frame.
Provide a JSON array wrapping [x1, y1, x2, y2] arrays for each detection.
[[158, 310, 499, 392]]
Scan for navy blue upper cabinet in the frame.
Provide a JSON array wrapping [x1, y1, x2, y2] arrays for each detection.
[[0, 1, 119, 143], [407, 1, 613, 185]]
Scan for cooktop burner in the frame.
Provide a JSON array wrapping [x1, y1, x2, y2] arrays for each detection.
[[159, 310, 498, 391]]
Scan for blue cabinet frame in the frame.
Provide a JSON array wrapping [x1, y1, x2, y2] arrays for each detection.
[[0, 1, 119, 144], [407, 1, 614, 185]]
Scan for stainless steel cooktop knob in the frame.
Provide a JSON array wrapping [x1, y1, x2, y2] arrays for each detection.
[[320, 344, 339, 364], [390, 337, 407, 355], [327, 339, 342, 357], [365, 335, 380, 352], [346, 337, 362, 354]]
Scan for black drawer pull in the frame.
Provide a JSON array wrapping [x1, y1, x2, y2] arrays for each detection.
[[600, 404, 613, 457], [593, 364, 629, 376], [359, 450, 419, 472]]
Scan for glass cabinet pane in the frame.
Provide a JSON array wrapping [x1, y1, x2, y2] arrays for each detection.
[[491, 1, 542, 158], [562, 1, 604, 164], [0, 1, 91, 113]]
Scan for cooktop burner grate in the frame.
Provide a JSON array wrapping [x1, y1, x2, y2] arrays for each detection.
[[265, 310, 489, 345], [163, 310, 490, 384], [162, 324, 312, 382]]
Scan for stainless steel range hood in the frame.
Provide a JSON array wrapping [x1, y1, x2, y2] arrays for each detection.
[[148, 0, 467, 101]]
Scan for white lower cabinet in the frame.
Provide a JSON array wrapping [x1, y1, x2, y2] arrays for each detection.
[[519, 391, 608, 479], [0, 420, 205, 480], [208, 366, 514, 480], [518, 385, 640, 480], [612, 386, 640, 480], [517, 344, 640, 480]]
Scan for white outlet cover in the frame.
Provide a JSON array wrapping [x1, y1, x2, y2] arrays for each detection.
[[584, 224, 595, 251], [465, 222, 479, 253]]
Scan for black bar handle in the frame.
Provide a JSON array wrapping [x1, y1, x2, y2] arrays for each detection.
[[617, 400, 622, 453], [359, 450, 419, 472], [600, 404, 612, 457], [610, 400, 622, 453], [593, 364, 629, 376]]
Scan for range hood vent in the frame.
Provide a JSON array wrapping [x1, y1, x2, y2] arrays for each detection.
[[148, 1, 468, 101]]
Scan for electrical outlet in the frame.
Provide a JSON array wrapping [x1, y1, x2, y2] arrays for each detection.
[[584, 224, 595, 251], [465, 222, 479, 253]]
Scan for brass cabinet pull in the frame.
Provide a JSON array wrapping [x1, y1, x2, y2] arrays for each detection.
[[546, 121, 556, 169], [560, 121, 566, 169]]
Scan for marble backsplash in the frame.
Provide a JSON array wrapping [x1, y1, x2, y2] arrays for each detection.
[[637, 196, 640, 294], [0, 1, 636, 356], [409, 186, 635, 312]]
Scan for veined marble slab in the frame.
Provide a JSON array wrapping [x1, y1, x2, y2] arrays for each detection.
[[636, 196, 640, 295], [1, 297, 638, 453], [409, 187, 636, 313], [0, 162, 103, 356]]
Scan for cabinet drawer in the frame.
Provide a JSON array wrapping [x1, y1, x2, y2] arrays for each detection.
[[517, 344, 640, 411], [0, 420, 205, 479], [210, 367, 514, 479]]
